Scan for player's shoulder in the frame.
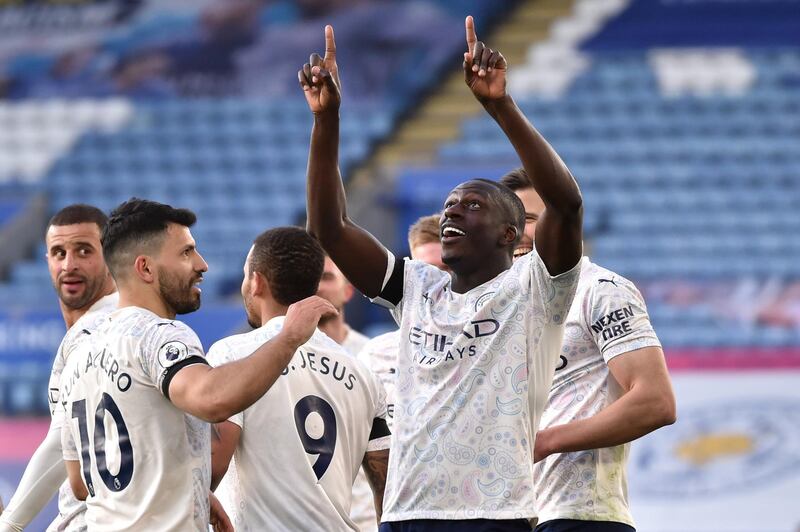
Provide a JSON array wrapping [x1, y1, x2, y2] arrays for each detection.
[[359, 329, 400, 353], [580, 260, 637, 291], [207, 327, 267, 364]]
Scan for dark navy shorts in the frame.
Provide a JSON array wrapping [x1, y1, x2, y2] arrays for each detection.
[[535, 519, 635, 532], [380, 519, 533, 532]]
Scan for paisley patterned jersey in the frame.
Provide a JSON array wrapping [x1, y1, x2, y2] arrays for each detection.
[[375, 249, 581, 521], [534, 258, 661, 527]]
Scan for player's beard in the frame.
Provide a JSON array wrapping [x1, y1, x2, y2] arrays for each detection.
[[243, 292, 261, 329], [159, 268, 202, 315], [55, 271, 105, 311]]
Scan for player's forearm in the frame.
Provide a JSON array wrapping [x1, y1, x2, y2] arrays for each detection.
[[536, 385, 676, 460], [199, 333, 300, 422], [483, 95, 582, 215], [306, 111, 346, 244], [0, 428, 65, 531], [363, 449, 389, 523]]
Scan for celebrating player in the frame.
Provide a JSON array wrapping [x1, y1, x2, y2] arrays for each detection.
[[208, 227, 390, 530], [352, 214, 448, 531], [300, 17, 583, 531], [58, 199, 335, 531], [1, 205, 117, 532], [500, 169, 677, 532]]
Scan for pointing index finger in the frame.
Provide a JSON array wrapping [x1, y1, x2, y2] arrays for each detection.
[[324, 25, 336, 61], [465, 15, 477, 54]]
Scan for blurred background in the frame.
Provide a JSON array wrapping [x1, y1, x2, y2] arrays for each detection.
[[0, 0, 798, 530]]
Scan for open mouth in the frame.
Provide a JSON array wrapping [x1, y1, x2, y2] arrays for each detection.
[[60, 277, 85, 292], [192, 277, 203, 293], [513, 247, 532, 259], [441, 225, 466, 243]]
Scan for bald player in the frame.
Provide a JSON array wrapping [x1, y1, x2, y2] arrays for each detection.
[[1, 204, 117, 532], [350, 214, 448, 531], [500, 169, 676, 532]]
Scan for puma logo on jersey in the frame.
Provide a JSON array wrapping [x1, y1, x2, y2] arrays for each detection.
[[598, 278, 617, 286]]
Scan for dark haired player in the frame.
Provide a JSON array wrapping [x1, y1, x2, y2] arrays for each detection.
[[500, 169, 676, 532], [209, 227, 390, 531], [300, 18, 583, 531], [1, 204, 116, 532], [58, 199, 336, 531]]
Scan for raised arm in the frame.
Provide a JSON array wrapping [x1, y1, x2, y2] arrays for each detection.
[[464, 16, 582, 275], [169, 296, 336, 423], [299, 26, 390, 298]]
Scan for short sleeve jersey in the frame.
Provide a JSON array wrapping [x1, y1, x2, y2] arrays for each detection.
[[534, 258, 662, 527], [208, 317, 390, 532], [60, 306, 210, 532], [374, 249, 581, 521], [47, 292, 118, 532]]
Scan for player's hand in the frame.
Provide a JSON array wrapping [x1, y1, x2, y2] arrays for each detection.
[[209, 491, 233, 532], [298, 25, 341, 114], [280, 295, 338, 347], [463, 15, 507, 103]]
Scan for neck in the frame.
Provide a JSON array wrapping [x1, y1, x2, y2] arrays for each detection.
[[118, 284, 175, 319], [450, 255, 512, 294], [317, 312, 349, 344], [60, 280, 117, 329], [258, 299, 290, 327]]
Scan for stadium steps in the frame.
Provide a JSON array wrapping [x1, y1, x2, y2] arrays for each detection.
[[353, 0, 574, 174]]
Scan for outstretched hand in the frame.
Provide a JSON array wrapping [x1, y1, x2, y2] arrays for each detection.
[[298, 25, 341, 114], [463, 15, 507, 102]]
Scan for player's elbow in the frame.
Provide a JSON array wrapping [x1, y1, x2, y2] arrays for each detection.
[[650, 394, 677, 429], [198, 398, 238, 424]]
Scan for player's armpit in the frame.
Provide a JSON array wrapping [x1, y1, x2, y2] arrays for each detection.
[[362, 448, 389, 524], [211, 421, 241, 491], [64, 460, 88, 501]]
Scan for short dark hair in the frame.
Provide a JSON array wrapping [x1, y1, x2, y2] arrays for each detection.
[[499, 167, 533, 192], [470, 178, 526, 245], [249, 227, 325, 307], [47, 204, 108, 233], [102, 198, 197, 278]]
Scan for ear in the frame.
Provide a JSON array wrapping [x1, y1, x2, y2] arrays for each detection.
[[343, 281, 355, 303], [134, 255, 156, 284], [252, 271, 272, 300], [501, 224, 518, 247]]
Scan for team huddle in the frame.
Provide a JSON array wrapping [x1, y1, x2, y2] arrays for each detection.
[[0, 17, 676, 532]]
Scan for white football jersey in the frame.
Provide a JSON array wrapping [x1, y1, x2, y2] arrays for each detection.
[[208, 317, 390, 532], [340, 328, 381, 532], [373, 249, 581, 521], [60, 306, 211, 532], [47, 292, 118, 532], [356, 330, 400, 432], [534, 258, 661, 527], [342, 328, 370, 358]]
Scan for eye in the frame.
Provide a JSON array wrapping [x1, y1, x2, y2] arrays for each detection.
[[468, 201, 480, 209], [444, 200, 456, 209], [78, 247, 91, 257]]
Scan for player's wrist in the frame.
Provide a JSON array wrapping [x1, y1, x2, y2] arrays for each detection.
[[313, 108, 340, 122]]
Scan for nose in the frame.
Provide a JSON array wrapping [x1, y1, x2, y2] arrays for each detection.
[[62, 250, 79, 272], [196, 252, 209, 273], [443, 202, 462, 219]]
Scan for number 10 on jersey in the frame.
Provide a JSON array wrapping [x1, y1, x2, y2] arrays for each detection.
[[71, 393, 134, 496]]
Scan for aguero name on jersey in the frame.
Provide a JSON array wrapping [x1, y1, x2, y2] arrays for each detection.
[[46, 292, 118, 532], [534, 258, 662, 527], [373, 248, 581, 522], [208, 317, 390, 532], [60, 306, 211, 532]]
